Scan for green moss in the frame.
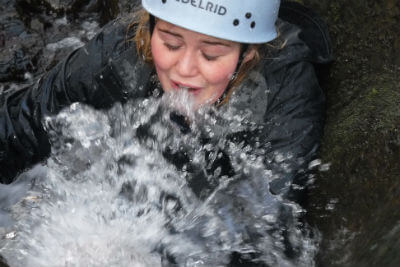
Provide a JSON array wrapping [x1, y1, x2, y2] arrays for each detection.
[[370, 87, 378, 96], [300, 0, 400, 266]]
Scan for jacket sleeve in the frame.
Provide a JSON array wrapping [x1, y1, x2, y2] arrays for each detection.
[[0, 18, 139, 184], [212, 59, 325, 266], [262, 60, 325, 203], [223, 59, 325, 205]]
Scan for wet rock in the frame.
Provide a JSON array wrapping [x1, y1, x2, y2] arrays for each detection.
[[68, 0, 120, 26], [2, 18, 26, 37], [0, 36, 4, 48], [0, 49, 35, 82], [47, 0, 76, 10], [0, 12, 42, 83], [393, 37, 400, 66], [300, 0, 400, 266], [29, 18, 44, 32], [0, 0, 103, 87], [15, 0, 61, 30]]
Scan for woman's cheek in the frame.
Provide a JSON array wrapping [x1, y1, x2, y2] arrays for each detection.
[[152, 48, 168, 70], [202, 62, 235, 85], [151, 38, 172, 70]]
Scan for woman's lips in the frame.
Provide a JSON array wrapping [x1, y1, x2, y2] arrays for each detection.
[[171, 80, 202, 95]]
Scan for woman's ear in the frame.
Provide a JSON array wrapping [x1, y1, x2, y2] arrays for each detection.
[[242, 46, 257, 64]]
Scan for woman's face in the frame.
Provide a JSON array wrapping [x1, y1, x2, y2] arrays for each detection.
[[151, 20, 241, 109]]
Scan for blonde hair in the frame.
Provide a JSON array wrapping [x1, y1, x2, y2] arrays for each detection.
[[129, 9, 264, 105]]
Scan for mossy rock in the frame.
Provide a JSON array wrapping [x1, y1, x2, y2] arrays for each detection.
[[309, 73, 400, 266], [299, 0, 400, 266]]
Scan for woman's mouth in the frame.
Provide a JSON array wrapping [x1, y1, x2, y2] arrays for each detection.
[[171, 80, 202, 95]]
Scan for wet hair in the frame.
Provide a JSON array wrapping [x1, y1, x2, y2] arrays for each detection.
[[128, 9, 264, 105]]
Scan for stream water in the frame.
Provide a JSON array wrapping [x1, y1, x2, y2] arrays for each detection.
[[0, 91, 318, 266]]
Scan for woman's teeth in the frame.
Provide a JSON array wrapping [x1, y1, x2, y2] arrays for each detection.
[[179, 85, 199, 93], [179, 85, 191, 90]]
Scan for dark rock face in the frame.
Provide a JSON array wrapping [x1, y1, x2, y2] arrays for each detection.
[[1, 0, 400, 266], [0, 0, 127, 93], [301, 0, 400, 266]]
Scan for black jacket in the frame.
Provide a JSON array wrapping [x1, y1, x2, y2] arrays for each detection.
[[0, 1, 332, 201]]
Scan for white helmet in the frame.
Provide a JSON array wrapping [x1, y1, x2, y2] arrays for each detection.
[[141, 0, 281, 44]]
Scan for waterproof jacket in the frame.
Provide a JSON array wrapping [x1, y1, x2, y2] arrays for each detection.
[[0, 1, 333, 204]]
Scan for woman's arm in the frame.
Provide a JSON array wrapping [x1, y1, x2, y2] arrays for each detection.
[[0, 17, 149, 184], [225, 24, 328, 204], [263, 60, 325, 203]]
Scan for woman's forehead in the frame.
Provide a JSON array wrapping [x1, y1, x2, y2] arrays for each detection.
[[156, 19, 238, 46]]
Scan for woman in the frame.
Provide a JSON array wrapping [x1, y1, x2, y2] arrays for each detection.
[[0, 0, 331, 186], [0, 0, 332, 265]]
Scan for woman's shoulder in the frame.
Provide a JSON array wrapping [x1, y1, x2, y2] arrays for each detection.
[[100, 15, 136, 38], [86, 14, 138, 61]]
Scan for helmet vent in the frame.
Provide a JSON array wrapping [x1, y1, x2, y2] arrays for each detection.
[[233, 19, 240, 26], [251, 21, 256, 28], [161, 0, 166, 3], [245, 13, 252, 19]]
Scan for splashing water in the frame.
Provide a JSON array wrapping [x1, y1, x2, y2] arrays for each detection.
[[0, 90, 319, 267]]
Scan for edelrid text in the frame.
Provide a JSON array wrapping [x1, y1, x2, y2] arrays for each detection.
[[175, 0, 227, 15]]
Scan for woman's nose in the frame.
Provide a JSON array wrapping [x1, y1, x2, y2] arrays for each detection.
[[175, 49, 198, 77]]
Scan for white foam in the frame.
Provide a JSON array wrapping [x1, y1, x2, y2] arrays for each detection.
[[0, 95, 317, 266]]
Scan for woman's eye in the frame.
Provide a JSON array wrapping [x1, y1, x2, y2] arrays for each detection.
[[202, 53, 218, 61], [164, 43, 180, 51]]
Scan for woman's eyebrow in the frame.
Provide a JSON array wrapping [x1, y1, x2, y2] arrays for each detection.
[[159, 28, 231, 47], [159, 29, 182, 39], [201, 40, 231, 47]]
